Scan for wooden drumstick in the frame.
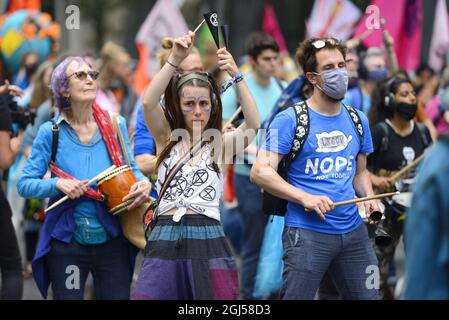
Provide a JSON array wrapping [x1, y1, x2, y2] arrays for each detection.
[[304, 191, 400, 212], [388, 154, 424, 183], [193, 19, 206, 33], [333, 191, 400, 207], [44, 164, 117, 213], [160, 19, 205, 50], [223, 106, 242, 131]]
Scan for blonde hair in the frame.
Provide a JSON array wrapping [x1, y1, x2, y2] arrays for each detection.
[[30, 61, 54, 109], [98, 41, 128, 90]]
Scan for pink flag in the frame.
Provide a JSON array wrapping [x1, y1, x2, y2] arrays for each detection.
[[354, 0, 422, 72], [133, 0, 188, 94], [428, 0, 449, 72], [262, 3, 288, 54]]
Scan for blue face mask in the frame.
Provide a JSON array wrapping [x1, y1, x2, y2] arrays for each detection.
[[313, 68, 349, 100], [368, 68, 388, 81]]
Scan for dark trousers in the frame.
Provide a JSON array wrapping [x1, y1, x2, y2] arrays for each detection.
[[45, 237, 132, 300], [0, 190, 23, 299]]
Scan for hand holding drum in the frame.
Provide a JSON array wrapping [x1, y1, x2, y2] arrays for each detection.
[[96, 165, 151, 215], [122, 179, 152, 210], [45, 165, 117, 213]]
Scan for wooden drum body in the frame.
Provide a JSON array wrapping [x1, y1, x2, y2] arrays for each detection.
[[97, 165, 136, 215]]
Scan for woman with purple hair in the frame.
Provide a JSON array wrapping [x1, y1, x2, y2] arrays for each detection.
[[17, 56, 151, 300]]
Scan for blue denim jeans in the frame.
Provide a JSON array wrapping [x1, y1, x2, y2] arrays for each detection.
[[234, 173, 267, 299], [45, 237, 132, 299], [281, 223, 379, 300], [220, 201, 242, 254]]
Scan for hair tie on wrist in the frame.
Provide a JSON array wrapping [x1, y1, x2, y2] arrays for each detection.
[[166, 60, 179, 69]]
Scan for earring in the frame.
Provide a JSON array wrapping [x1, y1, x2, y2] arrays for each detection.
[[62, 96, 71, 109]]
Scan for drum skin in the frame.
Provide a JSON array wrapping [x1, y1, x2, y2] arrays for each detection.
[[97, 166, 136, 214], [392, 192, 412, 214]]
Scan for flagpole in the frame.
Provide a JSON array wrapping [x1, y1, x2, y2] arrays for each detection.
[[193, 19, 205, 33]]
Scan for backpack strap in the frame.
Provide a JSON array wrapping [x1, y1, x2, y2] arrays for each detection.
[[377, 122, 390, 153], [343, 103, 363, 144], [283, 101, 310, 168], [416, 122, 431, 148], [50, 119, 59, 162]]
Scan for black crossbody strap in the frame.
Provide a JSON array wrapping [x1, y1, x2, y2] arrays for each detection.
[[51, 120, 59, 162], [157, 140, 209, 207]]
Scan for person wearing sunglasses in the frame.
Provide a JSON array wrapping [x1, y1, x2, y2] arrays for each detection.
[[132, 30, 259, 300], [251, 37, 380, 300], [17, 56, 151, 300]]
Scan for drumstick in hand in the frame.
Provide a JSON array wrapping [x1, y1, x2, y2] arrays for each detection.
[[333, 191, 399, 207], [304, 192, 400, 212], [388, 154, 424, 183], [223, 106, 242, 132], [45, 164, 117, 213]]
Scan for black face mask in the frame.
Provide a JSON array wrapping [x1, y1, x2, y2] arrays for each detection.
[[25, 63, 38, 77], [395, 103, 417, 121]]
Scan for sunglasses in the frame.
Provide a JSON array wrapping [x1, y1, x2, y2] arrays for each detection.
[[68, 70, 100, 81], [311, 38, 339, 49]]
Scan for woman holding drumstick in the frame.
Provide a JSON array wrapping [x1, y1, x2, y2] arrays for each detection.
[[132, 30, 259, 300], [368, 75, 432, 299], [17, 56, 151, 300]]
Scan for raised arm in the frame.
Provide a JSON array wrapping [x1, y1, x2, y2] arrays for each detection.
[[218, 47, 260, 160], [142, 31, 196, 144]]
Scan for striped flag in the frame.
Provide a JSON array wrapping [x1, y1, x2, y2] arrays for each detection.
[[133, 0, 188, 95], [428, 0, 449, 72], [306, 0, 362, 41]]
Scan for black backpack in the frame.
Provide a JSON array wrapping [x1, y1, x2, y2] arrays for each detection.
[[262, 101, 364, 216]]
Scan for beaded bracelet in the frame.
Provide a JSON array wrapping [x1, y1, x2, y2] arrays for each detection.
[[234, 72, 243, 83], [220, 72, 244, 94]]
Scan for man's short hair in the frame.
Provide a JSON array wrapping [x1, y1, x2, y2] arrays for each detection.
[[295, 38, 347, 74], [246, 32, 280, 59]]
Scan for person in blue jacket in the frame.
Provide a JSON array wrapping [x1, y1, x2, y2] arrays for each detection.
[[17, 56, 151, 300], [403, 133, 449, 299]]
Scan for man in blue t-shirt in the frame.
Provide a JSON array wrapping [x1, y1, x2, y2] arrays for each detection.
[[251, 38, 380, 300]]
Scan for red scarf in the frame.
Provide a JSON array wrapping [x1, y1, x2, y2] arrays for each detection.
[[49, 102, 124, 201]]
